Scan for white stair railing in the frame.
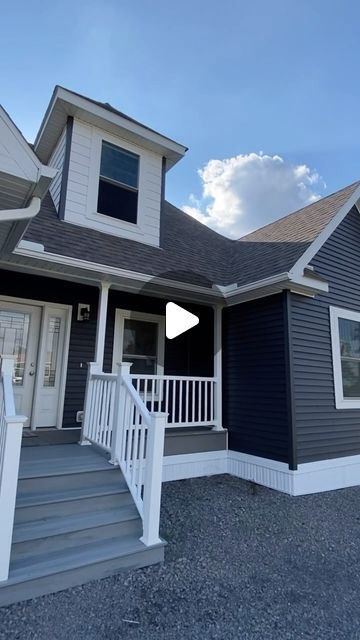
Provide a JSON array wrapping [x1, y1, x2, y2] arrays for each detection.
[[82, 362, 167, 547], [0, 356, 27, 581]]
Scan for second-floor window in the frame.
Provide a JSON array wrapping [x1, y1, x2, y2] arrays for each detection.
[[97, 141, 139, 224]]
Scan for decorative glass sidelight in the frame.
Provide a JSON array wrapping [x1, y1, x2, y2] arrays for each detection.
[[0, 310, 30, 385], [43, 316, 61, 387]]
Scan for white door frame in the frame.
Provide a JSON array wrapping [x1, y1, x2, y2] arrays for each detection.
[[0, 294, 72, 429]]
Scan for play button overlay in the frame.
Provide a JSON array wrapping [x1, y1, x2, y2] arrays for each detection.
[[166, 302, 199, 339]]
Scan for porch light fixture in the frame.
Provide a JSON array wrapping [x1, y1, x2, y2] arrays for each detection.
[[77, 303, 90, 322]]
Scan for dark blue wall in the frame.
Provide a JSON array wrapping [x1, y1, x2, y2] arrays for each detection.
[[291, 206, 360, 463], [223, 293, 291, 464]]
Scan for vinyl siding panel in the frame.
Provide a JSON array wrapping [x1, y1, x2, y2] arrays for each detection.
[[223, 294, 290, 463], [48, 127, 66, 212], [291, 206, 360, 463], [63, 119, 162, 247]]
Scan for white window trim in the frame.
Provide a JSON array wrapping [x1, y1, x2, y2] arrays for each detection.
[[87, 129, 146, 236], [330, 305, 360, 409], [112, 308, 165, 375]]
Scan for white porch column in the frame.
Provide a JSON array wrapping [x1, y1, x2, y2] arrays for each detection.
[[213, 305, 224, 431], [94, 282, 110, 370]]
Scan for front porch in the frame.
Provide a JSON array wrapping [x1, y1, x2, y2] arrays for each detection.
[[0, 266, 227, 604]]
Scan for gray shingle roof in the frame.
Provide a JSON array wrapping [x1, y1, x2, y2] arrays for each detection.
[[23, 181, 360, 289]]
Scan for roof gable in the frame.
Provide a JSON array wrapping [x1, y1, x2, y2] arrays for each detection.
[[34, 86, 187, 169], [0, 105, 41, 184]]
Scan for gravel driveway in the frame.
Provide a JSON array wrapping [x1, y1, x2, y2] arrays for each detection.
[[1, 474, 360, 640]]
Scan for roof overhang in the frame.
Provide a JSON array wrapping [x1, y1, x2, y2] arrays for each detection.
[[11, 242, 329, 307], [217, 270, 329, 306], [34, 86, 188, 170], [0, 105, 57, 257]]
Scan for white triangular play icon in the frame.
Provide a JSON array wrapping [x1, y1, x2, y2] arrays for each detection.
[[166, 302, 199, 339]]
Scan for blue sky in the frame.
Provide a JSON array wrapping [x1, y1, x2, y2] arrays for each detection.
[[1, 0, 360, 236]]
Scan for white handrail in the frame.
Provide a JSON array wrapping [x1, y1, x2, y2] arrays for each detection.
[[0, 355, 27, 582], [121, 372, 151, 423], [82, 362, 167, 546], [81, 365, 221, 545]]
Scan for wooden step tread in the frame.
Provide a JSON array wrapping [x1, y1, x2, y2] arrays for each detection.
[[3, 536, 165, 588], [16, 482, 128, 508], [13, 505, 140, 544], [19, 444, 112, 479]]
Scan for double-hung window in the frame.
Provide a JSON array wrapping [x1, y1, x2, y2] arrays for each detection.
[[330, 306, 360, 408], [97, 141, 139, 224], [113, 310, 165, 376]]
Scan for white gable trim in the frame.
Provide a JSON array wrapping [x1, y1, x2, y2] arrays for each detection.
[[289, 185, 360, 278], [0, 106, 56, 193]]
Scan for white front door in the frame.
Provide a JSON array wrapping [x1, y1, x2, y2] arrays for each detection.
[[0, 299, 71, 429], [32, 306, 69, 428], [0, 301, 41, 425]]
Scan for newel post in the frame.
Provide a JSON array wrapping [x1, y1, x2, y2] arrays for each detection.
[[0, 356, 27, 582], [140, 412, 167, 547], [110, 362, 133, 465]]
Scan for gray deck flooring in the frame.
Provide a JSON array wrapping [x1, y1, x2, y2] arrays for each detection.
[[19, 444, 110, 478]]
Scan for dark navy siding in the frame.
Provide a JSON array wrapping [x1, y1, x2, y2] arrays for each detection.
[[0, 269, 99, 428], [291, 206, 360, 463], [223, 294, 290, 463]]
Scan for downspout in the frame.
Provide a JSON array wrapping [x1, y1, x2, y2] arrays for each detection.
[[0, 196, 41, 222]]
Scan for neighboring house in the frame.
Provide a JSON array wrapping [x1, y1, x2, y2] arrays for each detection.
[[1, 86, 360, 604]]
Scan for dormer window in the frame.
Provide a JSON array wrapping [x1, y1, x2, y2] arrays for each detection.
[[97, 141, 139, 224]]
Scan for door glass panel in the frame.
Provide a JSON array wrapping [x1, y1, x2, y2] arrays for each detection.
[[0, 310, 30, 386], [43, 316, 61, 387]]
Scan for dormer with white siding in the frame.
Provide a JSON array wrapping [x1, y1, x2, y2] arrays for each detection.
[[34, 87, 187, 247]]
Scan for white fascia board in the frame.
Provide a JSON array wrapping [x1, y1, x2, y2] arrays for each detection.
[[34, 87, 187, 166], [13, 246, 223, 301], [11, 244, 329, 304], [224, 272, 290, 299], [289, 186, 360, 278]]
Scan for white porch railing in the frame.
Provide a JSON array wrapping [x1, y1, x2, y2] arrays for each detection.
[[131, 375, 218, 428], [82, 362, 167, 546], [0, 356, 27, 581]]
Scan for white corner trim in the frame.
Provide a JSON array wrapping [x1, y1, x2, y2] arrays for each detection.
[[290, 187, 360, 278], [162, 450, 228, 482]]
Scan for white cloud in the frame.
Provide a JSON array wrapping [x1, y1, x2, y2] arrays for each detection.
[[182, 152, 325, 238]]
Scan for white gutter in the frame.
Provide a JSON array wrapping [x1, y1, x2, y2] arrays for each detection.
[[0, 196, 41, 222]]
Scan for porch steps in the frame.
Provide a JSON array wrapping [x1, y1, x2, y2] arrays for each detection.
[[0, 444, 165, 607]]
